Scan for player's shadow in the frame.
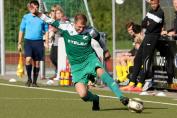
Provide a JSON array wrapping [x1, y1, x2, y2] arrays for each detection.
[[100, 107, 128, 111], [140, 107, 168, 114], [100, 107, 168, 113]]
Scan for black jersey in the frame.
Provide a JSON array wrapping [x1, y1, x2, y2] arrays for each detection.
[[129, 47, 138, 56], [142, 6, 164, 35], [173, 12, 177, 33]]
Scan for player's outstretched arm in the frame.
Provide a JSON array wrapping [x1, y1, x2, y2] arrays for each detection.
[[35, 12, 60, 29]]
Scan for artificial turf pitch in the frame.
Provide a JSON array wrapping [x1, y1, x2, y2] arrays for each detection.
[[0, 79, 176, 118]]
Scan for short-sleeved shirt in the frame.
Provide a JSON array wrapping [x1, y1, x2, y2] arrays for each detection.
[[20, 13, 48, 40]]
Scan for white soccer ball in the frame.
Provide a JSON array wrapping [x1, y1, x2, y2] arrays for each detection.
[[9, 78, 17, 83], [128, 98, 144, 113], [115, 0, 125, 5], [46, 80, 54, 85]]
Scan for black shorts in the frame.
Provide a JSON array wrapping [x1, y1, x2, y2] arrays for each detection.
[[50, 45, 58, 67], [24, 39, 44, 61]]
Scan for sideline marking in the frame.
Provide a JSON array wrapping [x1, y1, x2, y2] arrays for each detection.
[[0, 97, 81, 101], [0, 97, 59, 100], [0, 83, 177, 106]]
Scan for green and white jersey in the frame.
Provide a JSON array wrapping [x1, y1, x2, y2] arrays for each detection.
[[40, 14, 100, 65]]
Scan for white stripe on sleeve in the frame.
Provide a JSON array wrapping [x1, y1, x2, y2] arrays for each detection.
[[146, 12, 162, 23], [40, 14, 55, 24]]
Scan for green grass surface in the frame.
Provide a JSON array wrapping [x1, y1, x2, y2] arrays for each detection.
[[0, 79, 177, 118]]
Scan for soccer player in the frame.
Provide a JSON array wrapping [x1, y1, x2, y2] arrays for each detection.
[[31, 6, 130, 111]]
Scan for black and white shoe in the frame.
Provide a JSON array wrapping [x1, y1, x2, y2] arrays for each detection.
[[120, 96, 129, 106]]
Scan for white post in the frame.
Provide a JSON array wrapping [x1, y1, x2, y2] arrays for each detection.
[[57, 37, 66, 80], [112, 0, 116, 79], [83, 0, 94, 27], [38, 0, 45, 13], [40, 61, 45, 79], [143, 0, 146, 19], [0, 0, 5, 75], [38, 0, 46, 79]]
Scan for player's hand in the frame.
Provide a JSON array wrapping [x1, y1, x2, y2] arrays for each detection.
[[161, 31, 167, 36], [104, 50, 111, 61], [17, 43, 22, 52], [167, 31, 175, 37]]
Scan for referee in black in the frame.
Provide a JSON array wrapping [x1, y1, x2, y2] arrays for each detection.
[[121, 0, 165, 92]]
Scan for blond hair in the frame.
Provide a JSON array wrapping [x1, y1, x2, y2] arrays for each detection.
[[50, 4, 65, 20], [51, 4, 64, 13]]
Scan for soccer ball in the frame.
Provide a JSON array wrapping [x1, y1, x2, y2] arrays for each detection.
[[128, 98, 144, 113], [115, 0, 125, 5]]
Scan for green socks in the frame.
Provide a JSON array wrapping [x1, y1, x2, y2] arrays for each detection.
[[82, 72, 124, 102], [101, 72, 123, 99]]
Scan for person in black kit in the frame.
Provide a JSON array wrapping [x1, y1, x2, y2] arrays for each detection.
[[161, 0, 177, 89], [121, 0, 164, 92]]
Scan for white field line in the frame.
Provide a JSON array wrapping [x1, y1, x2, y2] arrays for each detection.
[[0, 83, 77, 94], [0, 83, 177, 106], [0, 97, 59, 100], [0, 97, 81, 101]]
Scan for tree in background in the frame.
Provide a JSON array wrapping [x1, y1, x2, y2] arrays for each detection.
[[88, 0, 143, 50], [4, 0, 143, 51]]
